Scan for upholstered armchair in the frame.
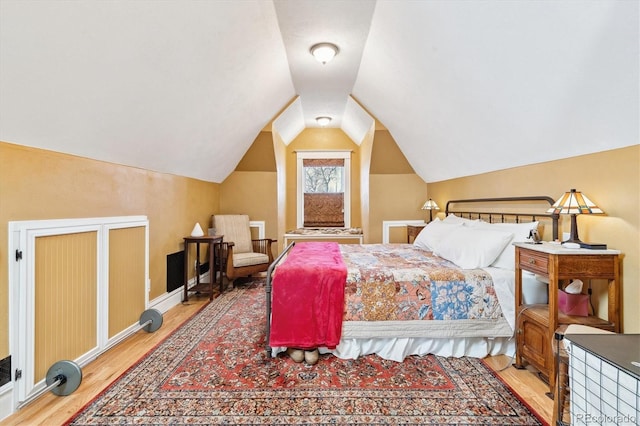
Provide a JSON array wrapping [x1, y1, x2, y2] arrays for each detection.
[[212, 215, 275, 285]]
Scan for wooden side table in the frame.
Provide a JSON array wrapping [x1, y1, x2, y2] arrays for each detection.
[[513, 242, 621, 397], [183, 235, 223, 301], [406, 224, 426, 243]]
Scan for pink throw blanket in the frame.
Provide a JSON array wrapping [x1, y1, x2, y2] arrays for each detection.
[[269, 242, 347, 350]]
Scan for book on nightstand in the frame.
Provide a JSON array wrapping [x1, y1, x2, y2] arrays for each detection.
[[579, 242, 607, 250]]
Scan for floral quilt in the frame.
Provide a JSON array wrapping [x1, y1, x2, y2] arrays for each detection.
[[340, 244, 504, 322]]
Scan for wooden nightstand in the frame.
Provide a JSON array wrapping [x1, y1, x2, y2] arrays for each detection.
[[183, 235, 224, 301], [406, 224, 426, 243], [513, 242, 621, 397]]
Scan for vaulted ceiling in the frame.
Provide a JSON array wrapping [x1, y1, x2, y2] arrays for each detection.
[[1, 1, 637, 183]]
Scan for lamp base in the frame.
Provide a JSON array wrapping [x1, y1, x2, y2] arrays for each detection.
[[562, 238, 607, 250], [564, 215, 607, 249]]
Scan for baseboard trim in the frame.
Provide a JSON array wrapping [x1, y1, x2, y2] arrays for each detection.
[[150, 271, 211, 313], [0, 382, 13, 422]]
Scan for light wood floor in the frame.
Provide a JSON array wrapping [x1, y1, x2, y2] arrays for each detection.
[[2, 296, 553, 425]]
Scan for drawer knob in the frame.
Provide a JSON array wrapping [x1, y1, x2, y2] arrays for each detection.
[[529, 259, 535, 264]]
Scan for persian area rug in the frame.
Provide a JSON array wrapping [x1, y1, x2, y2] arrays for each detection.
[[66, 282, 545, 425]]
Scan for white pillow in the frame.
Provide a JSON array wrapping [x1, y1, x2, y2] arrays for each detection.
[[486, 221, 539, 241], [442, 214, 482, 226], [476, 221, 539, 270], [433, 226, 514, 269], [413, 219, 462, 251]]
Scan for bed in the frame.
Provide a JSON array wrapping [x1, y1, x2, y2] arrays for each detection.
[[266, 196, 559, 362]]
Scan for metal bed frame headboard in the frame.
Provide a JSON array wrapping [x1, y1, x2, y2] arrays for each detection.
[[445, 195, 559, 241]]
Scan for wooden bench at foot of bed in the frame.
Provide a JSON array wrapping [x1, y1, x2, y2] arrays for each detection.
[[283, 227, 363, 246]]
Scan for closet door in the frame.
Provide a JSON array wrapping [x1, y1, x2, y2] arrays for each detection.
[[108, 226, 146, 339], [34, 232, 98, 384]]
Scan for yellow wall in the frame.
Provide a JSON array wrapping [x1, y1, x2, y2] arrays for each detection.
[[369, 174, 429, 242], [370, 130, 415, 174], [427, 145, 640, 333], [220, 132, 278, 240], [0, 142, 219, 357], [234, 131, 277, 172], [219, 171, 278, 237], [369, 129, 428, 242]]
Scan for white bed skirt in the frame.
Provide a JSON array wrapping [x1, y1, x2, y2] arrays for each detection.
[[271, 336, 515, 362]]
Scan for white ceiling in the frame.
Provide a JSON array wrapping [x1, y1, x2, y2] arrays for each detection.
[[274, 0, 375, 131], [1, 0, 638, 183]]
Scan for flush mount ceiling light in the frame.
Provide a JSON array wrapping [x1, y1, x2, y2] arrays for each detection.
[[310, 42, 339, 64], [316, 116, 332, 126]]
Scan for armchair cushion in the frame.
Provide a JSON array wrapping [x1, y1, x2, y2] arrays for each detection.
[[233, 252, 270, 268]]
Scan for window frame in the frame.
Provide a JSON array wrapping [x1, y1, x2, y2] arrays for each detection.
[[296, 150, 351, 229]]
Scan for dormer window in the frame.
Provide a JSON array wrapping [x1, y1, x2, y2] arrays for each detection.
[[296, 151, 351, 228]]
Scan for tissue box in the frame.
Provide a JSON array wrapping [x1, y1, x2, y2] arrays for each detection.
[[558, 289, 589, 316]]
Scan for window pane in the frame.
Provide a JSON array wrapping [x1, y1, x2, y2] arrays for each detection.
[[304, 166, 343, 193]]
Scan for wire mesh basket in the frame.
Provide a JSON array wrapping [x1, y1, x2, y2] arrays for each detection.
[[554, 328, 571, 425]]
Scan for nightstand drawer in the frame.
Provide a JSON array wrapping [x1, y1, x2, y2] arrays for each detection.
[[556, 255, 617, 279], [519, 249, 548, 275]]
